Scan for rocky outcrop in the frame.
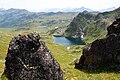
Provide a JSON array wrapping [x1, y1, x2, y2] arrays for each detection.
[[3, 33, 64, 80], [75, 19, 120, 71], [64, 7, 120, 38]]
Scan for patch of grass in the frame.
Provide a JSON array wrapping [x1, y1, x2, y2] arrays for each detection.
[[0, 28, 120, 80], [46, 37, 120, 80], [1, 75, 8, 80]]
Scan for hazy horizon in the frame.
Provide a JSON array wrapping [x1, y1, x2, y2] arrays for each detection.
[[0, 0, 120, 12]]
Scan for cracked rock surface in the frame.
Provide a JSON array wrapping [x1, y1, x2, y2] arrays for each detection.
[[3, 33, 64, 80], [75, 19, 120, 71]]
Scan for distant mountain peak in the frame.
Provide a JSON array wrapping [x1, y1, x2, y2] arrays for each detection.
[[0, 8, 77, 28], [43, 7, 93, 12], [64, 7, 120, 38], [6, 8, 30, 12], [0, 8, 5, 11]]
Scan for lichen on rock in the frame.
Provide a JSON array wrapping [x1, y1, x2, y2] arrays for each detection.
[[3, 32, 64, 80]]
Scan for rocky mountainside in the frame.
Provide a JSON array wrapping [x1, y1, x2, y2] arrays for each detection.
[[64, 7, 120, 39], [0, 8, 77, 28], [75, 19, 120, 71], [2, 33, 64, 80]]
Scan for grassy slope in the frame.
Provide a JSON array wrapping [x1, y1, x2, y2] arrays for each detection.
[[0, 28, 120, 80], [64, 7, 120, 42]]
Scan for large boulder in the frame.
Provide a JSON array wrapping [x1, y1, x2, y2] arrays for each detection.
[[3, 33, 64, 80], [75, 19, 120, 71]]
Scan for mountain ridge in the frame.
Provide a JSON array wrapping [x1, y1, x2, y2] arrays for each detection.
[[64, 7, 120, 41], [44, 7, 93, 12], [0, 8, 78, 27]]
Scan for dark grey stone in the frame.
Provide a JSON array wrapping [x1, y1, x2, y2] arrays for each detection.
[[75, 19, 120, 72], [3, 33, 64, 80]]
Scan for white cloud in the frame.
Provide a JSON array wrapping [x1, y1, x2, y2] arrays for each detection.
[[0, 0, 120, 12]]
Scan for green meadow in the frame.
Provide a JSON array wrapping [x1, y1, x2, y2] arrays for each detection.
[[0, 28, 120, 80]]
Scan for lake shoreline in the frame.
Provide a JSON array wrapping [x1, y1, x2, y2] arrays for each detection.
[[53, 36, 85, 46]]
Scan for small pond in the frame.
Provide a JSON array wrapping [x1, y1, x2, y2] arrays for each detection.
[[53, 36, 85, 46]]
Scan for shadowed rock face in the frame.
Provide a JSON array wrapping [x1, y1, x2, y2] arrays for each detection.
[[75, 19, 120, 71], [3, 33, 64, 80]]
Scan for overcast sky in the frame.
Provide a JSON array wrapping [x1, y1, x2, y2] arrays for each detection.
[[0, 0, 120, 12]]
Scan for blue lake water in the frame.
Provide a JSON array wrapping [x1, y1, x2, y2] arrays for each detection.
[[53, 36, 85, 46]]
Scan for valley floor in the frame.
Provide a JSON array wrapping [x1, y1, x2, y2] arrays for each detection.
[[0, 28, 120, 80]]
